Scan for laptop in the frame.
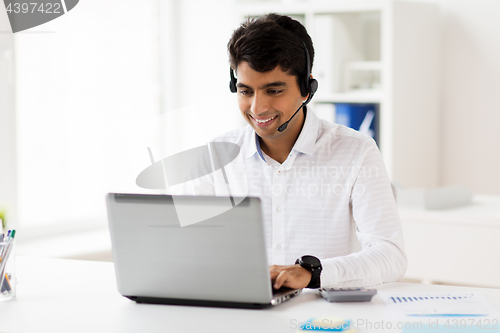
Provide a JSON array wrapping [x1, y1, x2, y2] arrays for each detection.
[[106, 193, 302, 309]]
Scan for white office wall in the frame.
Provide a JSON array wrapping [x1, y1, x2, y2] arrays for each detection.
[[14, 0, 160, 227], [0, 10, 17, 228], [438, 0, 500, 195], [159, 0, 245, 159], [13, 0, 248, 229], [394, 0, 500, 195]]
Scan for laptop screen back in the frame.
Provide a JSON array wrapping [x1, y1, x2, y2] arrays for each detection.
[[106, 193, 273, 304]]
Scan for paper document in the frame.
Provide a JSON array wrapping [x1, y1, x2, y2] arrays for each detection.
[[379, 292, 499, 318]]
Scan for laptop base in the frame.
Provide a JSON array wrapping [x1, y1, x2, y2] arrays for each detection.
[[125, 295, 271, 309]]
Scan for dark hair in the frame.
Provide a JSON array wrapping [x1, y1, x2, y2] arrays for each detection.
[[228, 13, 314, 92]]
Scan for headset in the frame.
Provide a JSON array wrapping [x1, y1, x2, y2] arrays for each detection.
[[229, 41, 318, 132]]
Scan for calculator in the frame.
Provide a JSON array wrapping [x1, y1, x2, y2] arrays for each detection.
[[319, 287, 377, 302]]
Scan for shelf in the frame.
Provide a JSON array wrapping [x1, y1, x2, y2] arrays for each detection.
[[236, 0, 388, 16], [314, 91, 383, 104], [235, 0, 440, 188], [346, 61, 383, 71]]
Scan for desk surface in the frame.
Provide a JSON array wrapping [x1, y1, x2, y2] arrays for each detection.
[[2, 257, 500, 333]]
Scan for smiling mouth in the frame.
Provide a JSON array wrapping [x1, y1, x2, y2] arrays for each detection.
[[250, 115, 278, 125]]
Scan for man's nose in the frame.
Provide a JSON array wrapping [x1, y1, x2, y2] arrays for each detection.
[[250, 93, 270, 115]]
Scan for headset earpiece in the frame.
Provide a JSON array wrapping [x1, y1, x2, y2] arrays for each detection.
[[301, 41, 318, 104], [229, 68, 237, 93]]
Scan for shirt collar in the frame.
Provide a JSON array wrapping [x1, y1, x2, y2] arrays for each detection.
[[243, 127, 264, 161], [243, 107, 320, 161], [290, 107, 319, 156]]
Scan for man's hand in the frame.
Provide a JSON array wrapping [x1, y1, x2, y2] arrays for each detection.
[[270, 264, 312, 289]]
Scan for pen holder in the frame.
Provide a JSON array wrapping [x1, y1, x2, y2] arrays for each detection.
[[0, 239, 16, 301]]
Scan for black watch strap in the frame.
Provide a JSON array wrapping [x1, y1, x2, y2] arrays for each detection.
[[295, 255, 322, 289]]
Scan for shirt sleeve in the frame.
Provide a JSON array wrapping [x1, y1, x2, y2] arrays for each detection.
[[320, 139, 408, 287]]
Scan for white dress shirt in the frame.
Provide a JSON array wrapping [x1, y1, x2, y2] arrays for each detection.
[[173, 109, 407, 287]]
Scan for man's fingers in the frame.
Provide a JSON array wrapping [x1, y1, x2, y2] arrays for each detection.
[[273, 270, 289, 289], [269, 264, 311, 289], [269, 265, 282, 280]]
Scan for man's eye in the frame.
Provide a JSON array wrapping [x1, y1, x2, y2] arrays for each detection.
[[268, 90, 282, 95], [239, 90, 252, 96]]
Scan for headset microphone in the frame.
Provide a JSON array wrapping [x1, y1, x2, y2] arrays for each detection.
[[277, 102, 305, 132]]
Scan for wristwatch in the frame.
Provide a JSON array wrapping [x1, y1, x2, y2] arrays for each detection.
[[295, 255, 322, 289]]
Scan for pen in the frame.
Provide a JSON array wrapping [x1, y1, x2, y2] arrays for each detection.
[[0, 237, 14, 279], [1, 273, 11, 293], [0, 256, 7, 293], [0, 229, 15, 293]]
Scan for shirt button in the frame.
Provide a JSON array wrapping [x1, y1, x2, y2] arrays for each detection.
[[276, 244, 282, 250], [276, 206, 281, 212], [276, 171, 281, 177]]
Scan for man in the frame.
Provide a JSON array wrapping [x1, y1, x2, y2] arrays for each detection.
[[180, 13, 406, 290]]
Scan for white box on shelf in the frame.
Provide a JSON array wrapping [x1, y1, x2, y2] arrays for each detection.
[[344, 61, 383, 91], [396, 184, 473, 210], [313, 14, 337, 94]]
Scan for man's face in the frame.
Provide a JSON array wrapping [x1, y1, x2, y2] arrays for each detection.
[[235, 61, 305, 141]]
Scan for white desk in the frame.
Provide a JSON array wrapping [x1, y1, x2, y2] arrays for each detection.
[[399, 195, 500, 287], [2, 257, 500, 333]]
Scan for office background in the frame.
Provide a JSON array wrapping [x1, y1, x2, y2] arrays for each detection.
[[0, 0, 499, 286]]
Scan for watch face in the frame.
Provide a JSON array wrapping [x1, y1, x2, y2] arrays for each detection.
[[302, 255, 321, 267]]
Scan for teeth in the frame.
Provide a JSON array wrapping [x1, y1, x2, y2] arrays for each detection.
[[254, 116, 277, 123]]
